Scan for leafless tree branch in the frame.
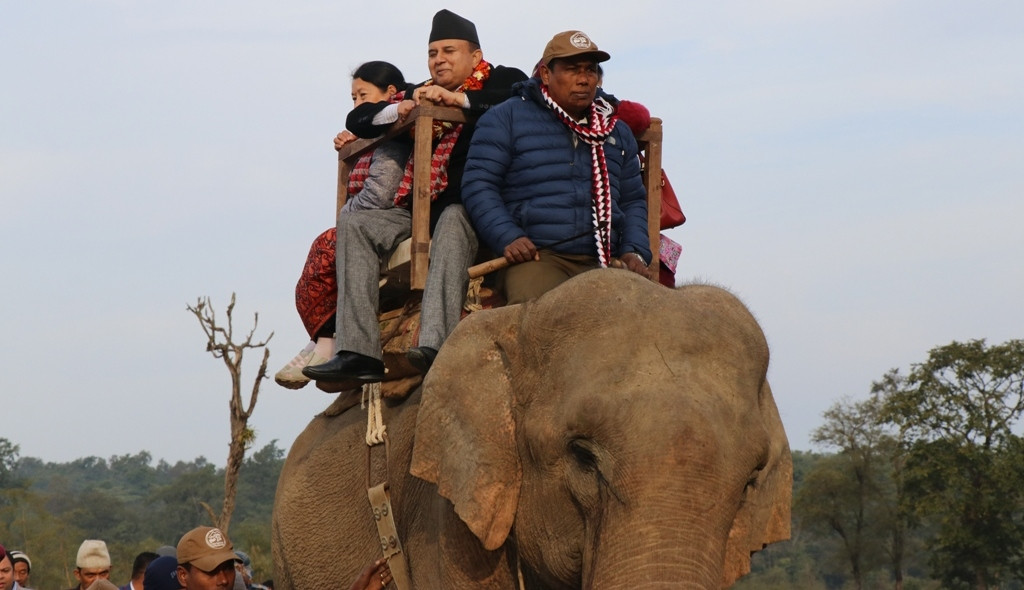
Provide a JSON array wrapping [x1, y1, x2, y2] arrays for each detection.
[[187, 292, 274, 533]]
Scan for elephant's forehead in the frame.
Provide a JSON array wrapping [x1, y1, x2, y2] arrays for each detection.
[[532, 350, 766, 458], [523, 381, 764, 485], [545, 335, 763, 403]]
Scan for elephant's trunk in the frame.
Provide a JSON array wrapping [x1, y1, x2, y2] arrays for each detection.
[[585, 526, 726, 589], [585, 521, 728, 589], [581, 475, 737, 589]]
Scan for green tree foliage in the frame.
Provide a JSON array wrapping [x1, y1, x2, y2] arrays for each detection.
[[882, 340, 1024, 447], [798, 379, 919, 590], [800, 396, 890, 590], [797, 452, 879, 588], [0, 439, 19, 489], [868, 370, 915, 590], [739, 339, 1024, 590], [234, 441, 285, 524], [144, 458, 223, 542], [0, 440, 285, 588], [736, 451, 839, 590], [882, 339, 1024, 590]]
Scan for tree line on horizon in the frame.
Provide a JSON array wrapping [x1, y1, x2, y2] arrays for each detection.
[[737, 338, 1024, 590], [3, 338, 1022, 590], [0, 439, 283, 589]]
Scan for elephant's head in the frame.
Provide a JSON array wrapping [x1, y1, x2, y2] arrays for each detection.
[[411, 270, 791, 588]]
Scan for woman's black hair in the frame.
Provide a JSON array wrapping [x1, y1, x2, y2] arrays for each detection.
[[352, 61, 406, 92]]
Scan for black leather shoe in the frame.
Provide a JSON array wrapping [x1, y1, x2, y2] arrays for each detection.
[[301, 351, 386, 382], [407, 346, 438, 375]]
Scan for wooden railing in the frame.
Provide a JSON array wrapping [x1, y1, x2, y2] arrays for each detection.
[[336, 105, 662, 290], [637, 118, 663, 277]]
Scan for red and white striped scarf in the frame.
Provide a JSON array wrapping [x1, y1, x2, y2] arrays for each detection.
[[393, 60, 492, 207], [540, 85, 619, 267], [346, 152, 374, 195], [347, 91, 407, 196]]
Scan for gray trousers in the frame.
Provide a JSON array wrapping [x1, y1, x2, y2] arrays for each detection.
[[334, 205, 477, 360]]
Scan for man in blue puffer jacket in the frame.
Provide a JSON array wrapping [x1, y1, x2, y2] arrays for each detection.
[[463, 30, 652, 304]]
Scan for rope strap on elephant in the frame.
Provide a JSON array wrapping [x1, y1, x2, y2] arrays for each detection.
[[361, 383, 410, 588], [362, 382, 387, 446]]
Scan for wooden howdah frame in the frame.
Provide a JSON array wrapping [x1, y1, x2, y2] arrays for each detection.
[[335, 105, 663, 290]]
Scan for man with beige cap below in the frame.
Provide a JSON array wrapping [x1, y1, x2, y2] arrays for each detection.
[[175, 527, 240, 590], [68, 540, 112, 590]]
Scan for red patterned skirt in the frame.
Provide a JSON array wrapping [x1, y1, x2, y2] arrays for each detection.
[[295, 228, 337, 338]]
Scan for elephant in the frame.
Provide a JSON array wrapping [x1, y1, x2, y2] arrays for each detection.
[[272, 270, 791, 589]]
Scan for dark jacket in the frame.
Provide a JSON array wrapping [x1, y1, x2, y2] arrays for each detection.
[[346, 64, 527, 230], [462, 78, 651, 263]]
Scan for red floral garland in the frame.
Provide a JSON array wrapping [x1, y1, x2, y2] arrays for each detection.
[[394, 60, 492, 206]]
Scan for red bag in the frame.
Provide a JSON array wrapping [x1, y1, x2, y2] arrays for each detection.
[[660, 170, 685, 230]]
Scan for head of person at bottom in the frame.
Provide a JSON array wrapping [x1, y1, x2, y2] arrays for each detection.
[[145, 555, 184, 590], [74, 540, 113, 590], [175, 527, 239, 590], [0, 546, 13, 590], [7, 550, 30, 590]]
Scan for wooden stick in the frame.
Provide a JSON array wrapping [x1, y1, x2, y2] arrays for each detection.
[[467, 257, 510, 279], [467, 223, 608, 279]]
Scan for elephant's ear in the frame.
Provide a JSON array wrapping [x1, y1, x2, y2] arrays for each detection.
[[410, 306, 523, 551], [721, 380, 793, 586]]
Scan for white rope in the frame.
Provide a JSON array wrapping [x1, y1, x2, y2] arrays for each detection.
[[463, 277, 484, 312], [362, 382, 386, 446]]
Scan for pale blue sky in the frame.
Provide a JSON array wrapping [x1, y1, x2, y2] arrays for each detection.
[[2, 1, 1022, 465]]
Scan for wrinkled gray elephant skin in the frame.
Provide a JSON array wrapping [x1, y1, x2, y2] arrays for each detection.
[[273, 270, 791, 589]]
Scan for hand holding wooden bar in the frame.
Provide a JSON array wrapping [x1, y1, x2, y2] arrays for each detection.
[[467, 222, 607, 279]]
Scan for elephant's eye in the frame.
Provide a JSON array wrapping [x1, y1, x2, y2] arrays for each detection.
[[568, 437, 598, 473], [745, 464, 765, 492]]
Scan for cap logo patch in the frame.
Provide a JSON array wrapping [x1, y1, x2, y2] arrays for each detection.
[[205, 528, 227, 549], [570, 32, 592, 49]]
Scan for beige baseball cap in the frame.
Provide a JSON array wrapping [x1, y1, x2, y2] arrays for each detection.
[[176, 527, 239, 572], [541, 30, 610, 65]]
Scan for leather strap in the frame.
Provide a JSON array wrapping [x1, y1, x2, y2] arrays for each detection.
[[368, 483, 413, 589]]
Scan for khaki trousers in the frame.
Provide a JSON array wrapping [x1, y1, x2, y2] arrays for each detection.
[[501, 251, 600, 304]]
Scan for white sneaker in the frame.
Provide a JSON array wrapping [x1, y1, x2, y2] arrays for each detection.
[[274, 343, 317, 389]]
